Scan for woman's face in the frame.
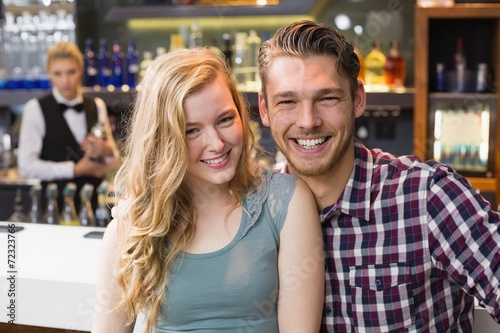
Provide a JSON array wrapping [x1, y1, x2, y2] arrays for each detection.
[[47, 58, 82, 100], [183, 75, 244, 192]]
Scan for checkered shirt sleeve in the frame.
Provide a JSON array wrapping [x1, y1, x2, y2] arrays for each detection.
[[318, 140, 500, 333]]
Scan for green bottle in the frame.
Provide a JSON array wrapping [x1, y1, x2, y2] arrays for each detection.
[[79, 183, 95, 227], [59, 182, 79, 226]]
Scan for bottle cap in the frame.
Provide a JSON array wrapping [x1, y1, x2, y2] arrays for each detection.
[[80, 183, 95, 201], [62, 182, 77, 198]]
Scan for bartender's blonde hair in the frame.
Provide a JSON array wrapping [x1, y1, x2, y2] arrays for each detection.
[[45, 41, 84, 71], [113, 48, 259, 333]]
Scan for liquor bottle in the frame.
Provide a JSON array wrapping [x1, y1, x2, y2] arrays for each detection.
[[111, 40, 124, 88], [95, 181, 110, 227], [83, 38, 98, 87], [7, 188, 27, 222], [78, 183, 95, 227], [245, 30, 261, 89], [208, 38, 222, 56], [5, 13, 23, 89], [384, 39, 406, 88], [476, 63, 488, 93], [364, 41, 386, 89], [125, 39, 139, 88], [0, 22, 7, 90], [97, 38, 112, 88], [169, 34, 185, 52], [454, 36, 466, 93], [189, 22, 203, 49], [436, 63, 446, 92], [222, 33, 233, 69], [88, 121, 107, 164], [232, 32, 248, 90], [353, 41, 364, 82], [43, 183, 59, 224], [59, 182, 79, 226], [156, 47, 167, 57], [139, 51, 153, 83], [454, 36, 466, 69], [29, 184, 43, 223]]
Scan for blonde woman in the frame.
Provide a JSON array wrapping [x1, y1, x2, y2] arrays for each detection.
[[92, 48, 324, 333]]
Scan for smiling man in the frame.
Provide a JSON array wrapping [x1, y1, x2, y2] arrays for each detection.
[[258, 20, 500, 333]]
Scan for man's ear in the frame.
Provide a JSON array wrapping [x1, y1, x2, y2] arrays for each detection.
[[258, 91, 270, 127], [354, 80, 366, 118]]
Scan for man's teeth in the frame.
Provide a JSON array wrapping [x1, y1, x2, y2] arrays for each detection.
[[296, 138, 326, 149], [203, 153, 228, 164]]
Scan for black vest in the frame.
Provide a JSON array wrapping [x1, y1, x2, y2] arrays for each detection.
[[38, 93, 102, 215]]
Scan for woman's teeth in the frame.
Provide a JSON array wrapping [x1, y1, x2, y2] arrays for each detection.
[[203, 153, 228, 164], [296, 138, 326, 149]]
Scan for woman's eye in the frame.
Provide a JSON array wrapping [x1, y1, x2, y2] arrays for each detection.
[[186, 128, 198, 136], [219, 116, 234, 124]]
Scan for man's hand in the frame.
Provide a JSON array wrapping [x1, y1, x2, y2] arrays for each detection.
[[80, 135, 114, 159], [74, 156, 108, 178]]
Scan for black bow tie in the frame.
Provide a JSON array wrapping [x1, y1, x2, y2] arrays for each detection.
[[59, 103, 84, 113]]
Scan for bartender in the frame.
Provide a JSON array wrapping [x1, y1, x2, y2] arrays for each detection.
[[17, 41, 120, 213]]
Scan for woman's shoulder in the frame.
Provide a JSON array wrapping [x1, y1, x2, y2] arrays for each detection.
[[260, 168, 297, 189]]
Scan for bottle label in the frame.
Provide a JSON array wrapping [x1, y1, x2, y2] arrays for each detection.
[[128, 64, 139, 74], [87, 66, 98, 76]]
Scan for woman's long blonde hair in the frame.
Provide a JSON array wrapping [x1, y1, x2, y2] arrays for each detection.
[[113, 48, 259, 332]]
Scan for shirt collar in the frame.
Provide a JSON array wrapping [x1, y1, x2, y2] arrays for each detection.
[[52, 88, 83, 106], [279, 139, 374, 222], [334, 138, 373, 222]]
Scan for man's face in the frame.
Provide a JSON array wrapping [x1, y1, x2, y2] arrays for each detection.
[[259, 55, 365, 177], [47, 58, 82, 101]]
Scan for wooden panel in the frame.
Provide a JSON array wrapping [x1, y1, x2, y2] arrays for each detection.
[[414, 7, 429, 160], [0, 323, 88, 333]]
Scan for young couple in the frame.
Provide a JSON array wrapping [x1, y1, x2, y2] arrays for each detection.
[[93, 21, 500, 333]]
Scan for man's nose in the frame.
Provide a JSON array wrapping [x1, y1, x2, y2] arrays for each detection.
[[296, 104, 321, 129]]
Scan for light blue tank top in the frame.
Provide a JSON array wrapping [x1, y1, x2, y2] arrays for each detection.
[[155, 170, 297, 333]]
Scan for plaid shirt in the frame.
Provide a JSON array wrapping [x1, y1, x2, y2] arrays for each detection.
[[283, 139, 500, 332]]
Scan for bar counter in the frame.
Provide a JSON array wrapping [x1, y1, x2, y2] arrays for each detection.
[[0, 221, 496, 332]]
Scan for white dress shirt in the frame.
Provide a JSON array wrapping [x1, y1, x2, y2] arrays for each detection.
[[18, 88, 119, 181]]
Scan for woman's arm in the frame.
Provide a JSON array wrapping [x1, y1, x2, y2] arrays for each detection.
[[277, 178, 324, 332], [92, 218, 135, 333]]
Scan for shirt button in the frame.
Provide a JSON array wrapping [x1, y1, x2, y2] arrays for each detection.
[[376, 279, 382, 286], [325, 306, 332, 315]]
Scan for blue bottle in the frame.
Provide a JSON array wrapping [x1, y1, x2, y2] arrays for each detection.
[[111, 41, 123, 88], [97, 38, 111, 88], [125, 39, 139, 88], [83, 38, 98, 87]]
